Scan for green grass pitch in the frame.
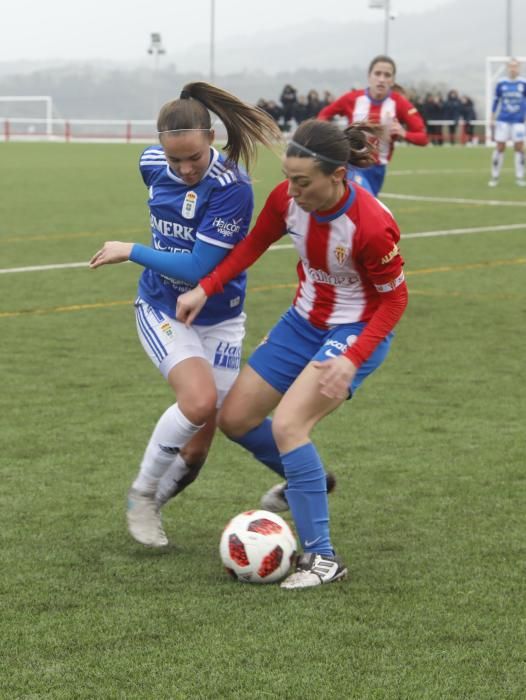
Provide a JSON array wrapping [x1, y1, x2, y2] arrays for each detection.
[[0, 142, 524, 698]]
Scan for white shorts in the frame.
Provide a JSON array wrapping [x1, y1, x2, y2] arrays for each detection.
[[135, 298, 246, 407], [494, 121, 525, 143]]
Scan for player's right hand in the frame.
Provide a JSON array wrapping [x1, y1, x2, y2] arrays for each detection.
[[89, 241, 133, 268], [176, 285, 208, 326]]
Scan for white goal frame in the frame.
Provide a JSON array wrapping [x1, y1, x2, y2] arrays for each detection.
[[0, 95, 54, 137], [485, 56, 526, 144]]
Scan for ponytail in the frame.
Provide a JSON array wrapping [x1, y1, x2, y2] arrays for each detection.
[[157, 82, 282, 170], [343, 122, 383, 169], [286, 119, 380, 173]]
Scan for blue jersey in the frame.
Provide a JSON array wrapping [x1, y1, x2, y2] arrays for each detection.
[[347, 166, 376, 195], [137, 146, 254, 325], [492, 78, 526, 123]]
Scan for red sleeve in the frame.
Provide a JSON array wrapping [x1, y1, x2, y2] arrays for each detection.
[[200, 182, 288, 296], [344, 199, 408, 367], [395, 94, 429, 146], [317, 92, 354, 121], [344, 281, 408, 367]]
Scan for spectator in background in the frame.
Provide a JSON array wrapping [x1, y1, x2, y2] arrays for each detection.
[[460, 95, 477, 144], [443, 89, 462, 145], [293, 95, 309, 124], [306, 89, 323, 119], [259, 98, 284, 129], [421, 93, 444, 145], [322, 90, 335, 108], [317, 55, 428, 195], [280, 84, 298, 132]]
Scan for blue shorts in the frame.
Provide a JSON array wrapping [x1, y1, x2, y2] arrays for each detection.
[[351, 163, 386, 196], [248, 307, 393, 397]]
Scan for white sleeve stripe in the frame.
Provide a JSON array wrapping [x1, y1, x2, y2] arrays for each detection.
[[374, 270, 405, 293], [196, 233, 235, 249], [210, 164, 237, 186], [212, 162, 227, 173]]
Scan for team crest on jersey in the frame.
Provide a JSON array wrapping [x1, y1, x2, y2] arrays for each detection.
[[160, 321, 173, 337], [182, 191, 198, 219], [334, 245, 349, 266]]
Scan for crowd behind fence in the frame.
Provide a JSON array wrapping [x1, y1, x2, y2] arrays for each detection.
[[257, 84, 482, 146]]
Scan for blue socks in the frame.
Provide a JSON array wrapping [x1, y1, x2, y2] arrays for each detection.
[[230, 423, 334, 556], [228, 418, 285, 477], [280, 442, 333, 556]]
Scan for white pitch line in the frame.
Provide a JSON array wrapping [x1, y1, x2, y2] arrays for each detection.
[[269, 222, 526, 249], [387, 167, 514, 177], [388, 168, 482, 176], [403, 222, 526, 239], [0, 261, 89, 274], [381, 192, 526, 207], [1, 222, 525, 273]]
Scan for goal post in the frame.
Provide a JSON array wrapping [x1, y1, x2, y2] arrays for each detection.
[[0, 96, 54, 137], [485, 56, 526, 144]]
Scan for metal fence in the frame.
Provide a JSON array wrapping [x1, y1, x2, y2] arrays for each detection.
[[0, 117, 490, 144]]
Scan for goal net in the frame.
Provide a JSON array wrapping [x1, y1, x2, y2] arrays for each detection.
[[0, 96, 54, 138]]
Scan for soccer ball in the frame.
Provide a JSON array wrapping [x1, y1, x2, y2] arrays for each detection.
[[219, 509, 297, 583]]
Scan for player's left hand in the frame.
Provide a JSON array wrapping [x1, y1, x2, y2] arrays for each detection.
[[390, 118, 407, 140], [89, 241, 134, 268], [311, 354, 357, 401]]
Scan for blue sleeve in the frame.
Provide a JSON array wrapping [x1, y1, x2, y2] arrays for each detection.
[[129, 238, 228, 285], [139, 145, 166, 187], [492, 83, 501, 114], [196, 180, 254, 249]]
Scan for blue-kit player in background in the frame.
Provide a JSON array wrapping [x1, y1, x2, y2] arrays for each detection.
[[90, 82, 281, 547], [489, 58, 526, 187]]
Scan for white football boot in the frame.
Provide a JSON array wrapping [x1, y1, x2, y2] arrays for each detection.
[[280, 553, 348, 590], [127, 488, 168, 547]]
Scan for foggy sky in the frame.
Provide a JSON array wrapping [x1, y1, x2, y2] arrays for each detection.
[[4, 0, 451, 63]]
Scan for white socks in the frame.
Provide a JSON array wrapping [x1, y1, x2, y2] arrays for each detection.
[[132, 404, 204, 494], [492, 150, 525, 180], [515, 151, 525, 180], [491, 150, 504, 179]]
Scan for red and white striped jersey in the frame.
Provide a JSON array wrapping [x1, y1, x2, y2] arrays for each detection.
[[318, 89, 428, 164], [202, 181, 405, 330]]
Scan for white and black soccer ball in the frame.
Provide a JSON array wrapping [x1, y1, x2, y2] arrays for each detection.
[[219, 509, 297, 583]]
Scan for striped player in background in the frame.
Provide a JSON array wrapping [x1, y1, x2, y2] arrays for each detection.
[[489, 58, 526, 187], [317, 55, 428, 195], [175, 119, 409, 589], [90, 82, 281, 547]]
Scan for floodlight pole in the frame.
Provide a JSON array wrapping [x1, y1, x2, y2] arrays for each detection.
[[506, 0, 512, 56], [148, 33, 166, 117], [368, 0, 394, 55], [384, 0, 391, 54], [210, 0, 216, 84]]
